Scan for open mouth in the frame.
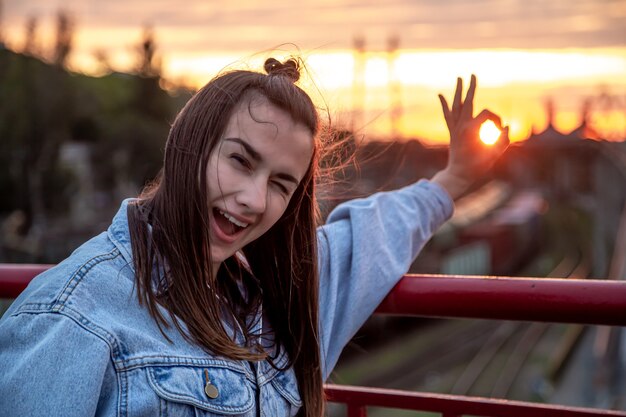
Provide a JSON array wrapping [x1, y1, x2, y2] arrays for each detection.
[[212, 208, 249, 237]]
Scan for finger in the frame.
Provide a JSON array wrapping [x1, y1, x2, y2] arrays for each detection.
[[473, 109, 502, 129], [500, 126, 510, 145], [439, 94, 452, 130], [485, 126, 510, 159], [452, 77, 463, 118], [461, 74, 476, 120], [496, 126, 511, 152]]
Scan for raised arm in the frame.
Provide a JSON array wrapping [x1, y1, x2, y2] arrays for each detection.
[[317, 180, 453, 379], [316, 75, 509, 379]]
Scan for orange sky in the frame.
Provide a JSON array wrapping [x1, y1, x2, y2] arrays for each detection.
[[3, 0, 626, 144]]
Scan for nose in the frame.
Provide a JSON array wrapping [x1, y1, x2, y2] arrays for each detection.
[[236, 177, 267, 214]]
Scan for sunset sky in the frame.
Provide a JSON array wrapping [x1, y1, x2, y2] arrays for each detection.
[[3, 0, 626, 144]]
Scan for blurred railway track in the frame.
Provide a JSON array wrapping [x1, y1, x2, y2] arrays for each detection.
[[441, 251, 590, 398], [331, 191, 603, 417], [333, 251, 591, 405]]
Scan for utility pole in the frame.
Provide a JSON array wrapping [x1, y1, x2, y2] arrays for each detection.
[[387, 34, 402, 139], [352, 35, 366, 134]]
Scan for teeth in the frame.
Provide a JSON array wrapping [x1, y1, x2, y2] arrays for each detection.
[[219, 210, 249, 228]]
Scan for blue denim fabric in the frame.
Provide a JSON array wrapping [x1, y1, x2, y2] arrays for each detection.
[[0, 180, 452, 416]]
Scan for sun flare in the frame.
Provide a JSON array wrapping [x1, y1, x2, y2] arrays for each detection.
[[479, 121, 501, 145]]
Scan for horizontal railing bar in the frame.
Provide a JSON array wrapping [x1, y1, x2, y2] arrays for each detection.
[[0, 264, 53, 299], [1, 266, 625, 326], [377, 274, 626, 326], [324, 385, 626, 417]]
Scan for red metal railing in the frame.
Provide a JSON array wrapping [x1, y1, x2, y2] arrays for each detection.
[[1, 264, 625, 416], [376, 274, 626, 326], [324, 385, 626, 417], [0, 263, 53, 299]]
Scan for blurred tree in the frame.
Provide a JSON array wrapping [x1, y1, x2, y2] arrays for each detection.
[[22, 16, 40, 58], [53, 11, 73, 68], [0, 50, 76, 231], [99, 23, 172, 191], [137, 25, 160, 78], [132, 25, 168, 118], [0, 0, 4, 46], [70, 72, 136, 197], [0, 33, 185, 261], [92, 48, 112, 74]]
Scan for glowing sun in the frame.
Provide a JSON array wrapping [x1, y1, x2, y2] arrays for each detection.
[[479, 120, 501, 145]]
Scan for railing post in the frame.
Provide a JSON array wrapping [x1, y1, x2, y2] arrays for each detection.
[[347, 405, 367, 417]]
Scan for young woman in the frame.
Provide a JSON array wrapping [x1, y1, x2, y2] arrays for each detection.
[[0, 58, 509, 416]]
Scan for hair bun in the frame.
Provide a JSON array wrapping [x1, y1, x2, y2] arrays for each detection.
[[264, 58, 300, 83]]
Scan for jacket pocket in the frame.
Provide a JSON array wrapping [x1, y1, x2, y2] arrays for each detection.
[[147, 364, 254, 416]]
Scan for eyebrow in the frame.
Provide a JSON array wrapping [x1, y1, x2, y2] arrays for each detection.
[[223, 137, 300, 186]]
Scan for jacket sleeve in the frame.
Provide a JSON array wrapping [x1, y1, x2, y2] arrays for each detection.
[[317, 180, 454, 380], [0, 310, 114, 416]]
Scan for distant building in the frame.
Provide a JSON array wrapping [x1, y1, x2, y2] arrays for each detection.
[[498, 99, 609, 197]]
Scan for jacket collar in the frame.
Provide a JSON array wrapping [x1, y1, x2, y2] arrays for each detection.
[[104, 198, 289, 369], [107, 198, 137, 271]]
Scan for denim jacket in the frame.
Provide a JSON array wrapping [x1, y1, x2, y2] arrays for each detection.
[[0, 180, 452, 416]]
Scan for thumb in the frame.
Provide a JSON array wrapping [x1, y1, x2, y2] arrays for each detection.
[[490, 126, 510, 158]]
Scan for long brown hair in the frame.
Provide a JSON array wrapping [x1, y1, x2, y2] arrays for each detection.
[[128, 57, 324, 416]]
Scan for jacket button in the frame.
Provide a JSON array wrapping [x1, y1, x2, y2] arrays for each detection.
[[203, 369, 219, 399], [205, 383, 219, 399]]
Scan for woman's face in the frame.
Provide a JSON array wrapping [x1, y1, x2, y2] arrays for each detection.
[[206, 96, 314, 273]]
